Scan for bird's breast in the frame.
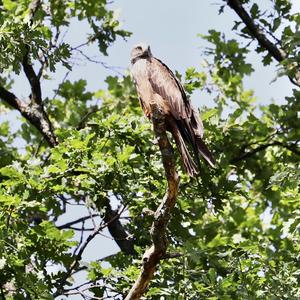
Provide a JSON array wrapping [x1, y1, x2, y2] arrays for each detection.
[[131, 59, 171, 118]]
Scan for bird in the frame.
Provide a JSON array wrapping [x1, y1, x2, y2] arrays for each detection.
[[130, 43, 215, 177]]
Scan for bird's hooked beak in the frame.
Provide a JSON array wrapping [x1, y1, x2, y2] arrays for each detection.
[[131, 43, 152, 63]]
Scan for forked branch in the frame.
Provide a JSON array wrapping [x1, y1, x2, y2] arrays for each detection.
[[0, 85, 57, 146]]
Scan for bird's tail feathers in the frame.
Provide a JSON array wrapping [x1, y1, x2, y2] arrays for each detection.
[[173, 129, 198, 177], [195, 137, 216, 168]]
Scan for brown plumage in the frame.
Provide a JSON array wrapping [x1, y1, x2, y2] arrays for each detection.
[[130, 43, 215, 176]]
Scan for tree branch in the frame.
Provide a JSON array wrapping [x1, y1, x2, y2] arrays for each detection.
[[22, 49, 42, 105], [231, 141, 300, 163], [21, 43, 58, 146], [0, 0, 57, 147], [125, 103, 180, 300], [57, 182, 136, 255], [57, 214, 99, 230], [53, 222, 105, 297], [227, 0, 285, 61], [54, 201, 136, 297], [0, 86, 25, 111], [226, 0, 300, 87], [0, 85, 57, 146], [104, 200, 136, 255]]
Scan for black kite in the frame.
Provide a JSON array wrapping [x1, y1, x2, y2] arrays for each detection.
[[131, 43, 215, 176]]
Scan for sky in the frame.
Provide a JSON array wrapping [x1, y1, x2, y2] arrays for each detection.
[[2, 1, 299, 298]]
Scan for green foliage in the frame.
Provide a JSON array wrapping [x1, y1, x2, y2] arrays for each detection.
[[0, 0, 299, 299], [0, 0, 130, 74]]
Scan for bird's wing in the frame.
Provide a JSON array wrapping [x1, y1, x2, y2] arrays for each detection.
[[148, 58, 204, 137], [148, 57, 191, 119]]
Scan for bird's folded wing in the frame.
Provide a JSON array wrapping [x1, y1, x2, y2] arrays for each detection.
[[148, 58, 191, 119], [148, 58, 204, 138]]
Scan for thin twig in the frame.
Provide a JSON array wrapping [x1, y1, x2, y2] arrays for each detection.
[[71, 47, 126, 76], [57, 214, 99, 230], [54, 222, 105, 297], [54, 201, 135, 296]]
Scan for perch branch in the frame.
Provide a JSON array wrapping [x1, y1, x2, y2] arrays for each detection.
[[125, 103, 180, 300]]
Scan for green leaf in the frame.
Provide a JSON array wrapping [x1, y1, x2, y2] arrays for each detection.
[[201, 108, 219, 121]]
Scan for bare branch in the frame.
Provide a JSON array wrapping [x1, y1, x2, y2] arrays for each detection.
[[57, 214, 99, 230], [0, 85, 57, 146], [53, 222, 105, 297], [104, 199, 136, 255], [54, 201, 136, 297], [71, 47, 125, 76], [226, 0, 300, 87], [22, 49, 42, 105], [57, 183, 136, 256], [63, 226, 94, 231], [125, 103, 180, 300]]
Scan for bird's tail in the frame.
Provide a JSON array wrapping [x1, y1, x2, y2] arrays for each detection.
[[195, 137, 216, 168], [177, 119, 216, 171], [172, 127, 198, 177]]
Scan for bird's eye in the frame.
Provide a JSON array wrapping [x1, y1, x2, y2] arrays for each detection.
[[136, 46, 142, 51]]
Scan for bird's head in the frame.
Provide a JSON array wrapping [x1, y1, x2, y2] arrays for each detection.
[[131, 43, 152, 63]]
